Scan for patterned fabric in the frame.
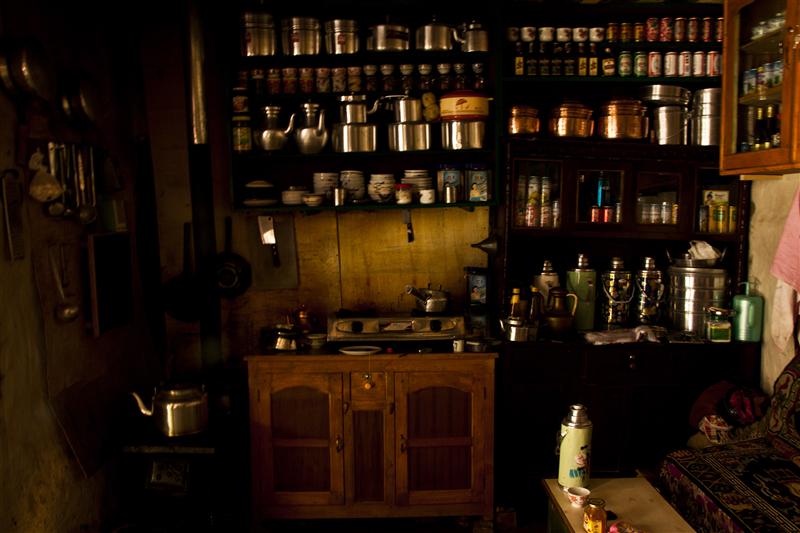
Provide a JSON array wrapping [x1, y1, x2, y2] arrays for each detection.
[[659, 355, 800, 533]]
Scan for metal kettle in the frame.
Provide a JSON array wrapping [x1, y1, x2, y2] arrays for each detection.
[[254, 105, 295, 151], [131, 384, 208, 437], [294, 103, 328, 154], [405, 284, 449, 313], [452, 21, 489, 52]]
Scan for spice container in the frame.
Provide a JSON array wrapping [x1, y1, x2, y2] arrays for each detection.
[[583, 499, 607, 533], [395, 183, 412, 204], [232, 115, 252, 153], [705, 307, 732, 342]]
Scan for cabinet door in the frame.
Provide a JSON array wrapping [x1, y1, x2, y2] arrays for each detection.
[[394, 371, 489, 506], [250, 371, 345, 506], [720, 0, 800, 174]]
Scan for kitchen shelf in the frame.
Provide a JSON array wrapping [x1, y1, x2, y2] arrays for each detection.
[[738, 84, 783, 106], [234, 148, 493, 162], [239, 50, 494, 69], [237, 200, 494, 214], [505, 137, 719, 162], [503, 75, 721, 85], [740, 28, 784, 54]]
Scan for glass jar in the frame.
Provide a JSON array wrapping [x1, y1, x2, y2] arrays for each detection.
[[232, 115, 252, 153], [381, 64, 398, 92], [395, 183, 412, 204], [583, 498, 607, 533], [363, 64, 378, 92], [705, 307, 732, 342]]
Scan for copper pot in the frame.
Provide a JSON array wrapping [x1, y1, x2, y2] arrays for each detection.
[[598, 99, 648, 140], [508, 105, 540, 135], [549, 117, 594, 138]]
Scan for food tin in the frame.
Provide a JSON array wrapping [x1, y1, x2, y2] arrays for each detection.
[[606, 23, 619, 42], [646, 17, 659, 42], [618, 51, 632, 76], [647, 52, 662, 77], [702, 17, 713, 42], [232, 116, 252, 152], [634, 22, 645, 42], [687, 17, 699, 42], [728, 205, 738, 233], [698, 205, 709, 232], [602, 206, 615, 223], [281, 67, 298, 94], [674, 17, 686, 42], [664, 52, 678, 76], [706, 51, 721, 77], [589, 27, 605, 42], [634, 52, 648, 77], [692, 51, 706, 77], [591, 205, 601, 223], [466, 164, 490, 202], [659, 17, 673, 42], [716, 17, 724, 42], [679, 51, 692, 77], [620, 22, 632, 43]]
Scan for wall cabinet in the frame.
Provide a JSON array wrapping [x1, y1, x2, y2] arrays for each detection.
[[720, 0, 800, 175], [245, 353, 495, 522]]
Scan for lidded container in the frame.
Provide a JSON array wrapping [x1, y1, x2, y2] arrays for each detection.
[[549, 101, 594, 138], [508, 105, 540, 135], [600, 257, 634, 327], [636, 256, 665, 324], [732, 281, 763, 342], [241, 12, 276, 56], [597, 99, 648, 140], [324, 19, 359, 54], [281, 17, 321, 56], [557, 404, 592, 489], [640, 85, 691, 145], [691, 88, 721, 146]]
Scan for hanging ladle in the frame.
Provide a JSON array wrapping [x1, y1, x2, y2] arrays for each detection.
[[76, 146, 96, 225], [49, 245, 79, 322]]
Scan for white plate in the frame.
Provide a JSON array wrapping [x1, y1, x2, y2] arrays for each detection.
[[338, 345, 382, 355]]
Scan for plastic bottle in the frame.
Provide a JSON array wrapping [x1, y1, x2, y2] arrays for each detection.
[[733, 281, 764, 342], [567, 254, 596, 331]]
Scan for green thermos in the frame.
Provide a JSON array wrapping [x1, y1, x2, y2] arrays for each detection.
[[733, 282, 763, 342]]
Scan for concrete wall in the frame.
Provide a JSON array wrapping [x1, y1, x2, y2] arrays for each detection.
[[749, 173, 800, 391]]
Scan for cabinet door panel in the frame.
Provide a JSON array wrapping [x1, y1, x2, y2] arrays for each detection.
[[352, 409, 385, 502]]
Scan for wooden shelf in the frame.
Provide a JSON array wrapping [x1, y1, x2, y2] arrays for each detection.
[[738, 84, 782, 106], [236, 200, 494, 214], [740, 28, 784, 55]]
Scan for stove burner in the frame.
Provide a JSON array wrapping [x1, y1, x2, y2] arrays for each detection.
[[327, 313, 465, 342]]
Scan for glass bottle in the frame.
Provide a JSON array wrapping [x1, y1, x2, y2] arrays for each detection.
[[472, 63, 486, 90], [513, 40, 525, 76], [538, 41, 551, 76], [576, 42, 588, 76], [525, 40, 538, 76], [766, 104, 780, 148], [508, 287, 523, 319], [583, 499, 607, 533], [588, 43, 599, 76], [418, 64, 433, 91], [601, 46, 616, 76], [529, 286, 544, 326], [754, 106, 767, 150], [437, 63, 452, 92], [563, 41, 576, 76], [551, 40, 564, 76], [453, 63, 467, 90]]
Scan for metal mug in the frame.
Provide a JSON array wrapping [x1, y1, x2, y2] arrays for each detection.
[[334, 187, 347, 206]]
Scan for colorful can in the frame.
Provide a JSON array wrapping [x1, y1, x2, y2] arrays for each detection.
[[659, 17, 673, 42], [281, 67, 298, 94], [634, 52, 648, 77], [591, 205, 601, 223], [664, 52, 678, 76], [672, 203, 679, 225], [232, 87, 248, 114], [332, 66, 347, 93], [541, 176, 552, 205], [728, 205, 738, 233], [687, 17, 699, 42], [589, 27, 605, 42], [618, 51, 632, 76], [232, 116, 252, 153], [702, 17, 713, 42], [679, 51, 692, 77], [615, 202, 623, 223], [620, 22, 633, 42], [716, 17, 725, 42], [552, 200, 562, 228], [315, 66, 331, 93], [674, 17, 686, 42], [267, 67, 281, 94], [299, 67, 314, 94], [647, 51, 662, 77], [646, 17, 659, 42], [541, 204, 552, 227], [697, 205, 709, 232], [706, 51, 721, 77], [634, 22, 645, 42], [602, 205, 615, 223], [606, 22, 619, 42], [692, 51, 706, 76], [711, 204, 727, 233]]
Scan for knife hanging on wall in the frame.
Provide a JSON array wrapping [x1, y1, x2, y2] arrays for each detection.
[[258, 215, 280, 266], [402, 209, 414, 243]]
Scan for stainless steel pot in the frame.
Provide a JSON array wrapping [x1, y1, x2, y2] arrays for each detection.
[[416, 20, 453, 51], [441, 120, 485, 149], [640, 84, 692, 106], [338, 94, 381, 123], [281, 17, 320, 56], [366, 24, 410, 51], [388, 122, 430, 151], [241, 12, 276, 56], [324, 19, 359, 55], [667, 266, 729, 335], [453, 21, 489, 52], [332, 123, 377, 152], [131, 384, 208, 437], [387, 95, 422, 122], [652, 106, 688, 145], [691, 88, 721, 146], [440, 90, 490, 121]]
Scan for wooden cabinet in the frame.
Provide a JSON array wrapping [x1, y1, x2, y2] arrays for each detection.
[[246, 353, 496, 522], [720, 0, 800, 175]]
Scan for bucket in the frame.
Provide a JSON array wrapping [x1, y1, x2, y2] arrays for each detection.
[[653, 106, 688, 145], [667, 266, 728, 335], [690, 88, 721, 146]]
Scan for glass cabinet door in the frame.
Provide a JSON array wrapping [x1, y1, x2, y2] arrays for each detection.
[[576, 169, 623, 225], [721, 0, 798, 173], [511, 159, 563, 229]]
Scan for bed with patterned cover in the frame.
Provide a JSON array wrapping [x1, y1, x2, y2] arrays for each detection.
[[659, 354, 800, 532]]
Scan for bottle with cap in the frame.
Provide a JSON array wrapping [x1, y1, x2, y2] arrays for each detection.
[[567, 253, 596, 331], [733, 281, 764, 342]]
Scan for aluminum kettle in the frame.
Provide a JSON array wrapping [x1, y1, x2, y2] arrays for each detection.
[[294, 103, 328, 154], [131, 384, 208, 437], [254, 105, 295, 151], [405, 284, 449, 313]]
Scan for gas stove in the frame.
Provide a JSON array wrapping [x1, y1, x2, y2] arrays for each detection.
[[327, 311, 465, 342]]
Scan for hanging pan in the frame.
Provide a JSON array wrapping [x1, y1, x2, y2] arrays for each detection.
[[215, 216, 252, 298], [3, 38, 55, 104]]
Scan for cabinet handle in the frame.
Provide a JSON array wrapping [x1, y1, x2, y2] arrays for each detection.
[[335, 435, 344, 452], [343, 401, 350, 414], [399, 434, 407, 453], [389, 402, 395, 414], [628, 354, 637, 370]]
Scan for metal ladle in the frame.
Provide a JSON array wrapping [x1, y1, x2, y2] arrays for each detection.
[[76, 147, 96, 225], [50, 246, 79, 322]]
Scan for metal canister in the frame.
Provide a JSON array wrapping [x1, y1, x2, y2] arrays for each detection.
[[728, 205, 738, 233], [701, 17, 713, 42], [679, 51, 692, 77], [645, 17, 659, 42], [711, 203, 728, 233], [647, 51, 662, 77], [590, 205, 601, 223], [716, 17, 725, 42], [659, 17, 673, 42], [636, 257, 664, 324], [618, 51, 632, 76], [620, 22, 633, 43], [692, 51, 705, 77], [231, 116, 252, 153], [687, 17, 699, 42], [664, 52, 678, 76], [706, 51, 721, 77], [601, 257, 633, 326], [557, 404, 593, 489], [674, 17, 686, 42], [602, 205, 615, 223], [634, 52, 648, 77]]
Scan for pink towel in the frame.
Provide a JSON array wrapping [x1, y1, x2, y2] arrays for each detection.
[[771, 184, 800, 293]]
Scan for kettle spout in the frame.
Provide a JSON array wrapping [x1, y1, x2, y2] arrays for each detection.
[[405, 284, 427, 303], [284, 112, 296, 136], [498, 318, 506, 332], [130, 391, 153, 416], [316, 109, 326, 134]]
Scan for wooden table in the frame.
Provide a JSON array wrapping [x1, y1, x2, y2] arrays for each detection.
[[542, 478, 694, 533]]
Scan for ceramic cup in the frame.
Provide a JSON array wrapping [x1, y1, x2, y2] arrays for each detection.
[[566, 486, 591, 507], [420, 188, 436, 204]]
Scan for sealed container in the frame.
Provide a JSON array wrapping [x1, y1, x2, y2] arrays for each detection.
[[653, 106, 689, 145], [636, 257, 664, 324], [584, 499, 607, 533], [281, 17, 321, 56], [691, 88, 721, 146], [241, 12, 276, 56], [668, 266, 728, 335], [557, 404, 592, 489], [705, 307, 732, 342], [600, 257, 633, 326], [324, 19, 359, 54]]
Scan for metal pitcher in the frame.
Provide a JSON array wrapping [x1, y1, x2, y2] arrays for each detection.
[[294, 103, 328, 154], [254, 105, 294, 151]]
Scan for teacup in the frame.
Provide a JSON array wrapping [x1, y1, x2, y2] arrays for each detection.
[[566, 486, 591, 507]]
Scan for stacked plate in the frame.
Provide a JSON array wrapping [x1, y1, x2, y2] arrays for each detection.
[[281, 186, 308, 205], [340, 170, 366, 201], [401, 169, 433, 199], [242, 180, 279, 207], [313, 172, 339, 200], [368, 173, 395, 203]]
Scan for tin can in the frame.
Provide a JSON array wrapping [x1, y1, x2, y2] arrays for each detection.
[[231, 116, 252, 153], [711, 204, 727, 233], [648, 203, 660, 224], [557, 404, 593, 489], [679, 51, 692, 77], [706, 51, 721, 77], [646, 17, 659, 42], [250, 68, 266, 97], [672, 203, 679, 225], [347, 65, 362, 93], [634, 22, 645, 42], [525, 205, 540, 227], [589, 27, 605, 42], [620, 22, 633, 42], [552, 200, 561, 228], [299, 67, 314, 93], [606, 22, 619, 42], [315, 67, 331, 93], [584, 499, 607, 533], [687, 17, 699, 42], [332, 66, 347, 93], [541, 176, 552, 205], [698, 205, 709, 232], [728, 205, 738, 233], [525, 175, 540, 226], [659, 17, 673, 42], [660, 202, 672, 224], [647, 51, 662, 77], [674, 17, 686, 42], [267, 67, 281, 94], [232, 87, 248, 114], [634, 52, 648, 77], [615, 202, 623, 223], [692, 51, 706, 77], [702, 17, 713, 42], [591, 205, 601, 223], [716, 17, 724, 42], [602, 205, 615, 223], [541, 204, 552, 227], [281, 67, 298, 94], [618, 51, 632, 77], [664, 52, 678, 76]]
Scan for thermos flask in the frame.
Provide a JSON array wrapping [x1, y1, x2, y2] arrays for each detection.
[[733, 281, 764, 342], [557, 404, 593, 489], [636, 257, 664, 324], [567, 254, 596, 331], [600, 257, 633, 327], [533, 259, 560, 304]]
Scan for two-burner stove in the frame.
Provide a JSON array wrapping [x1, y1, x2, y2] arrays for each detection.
[[327, 309, 465, 342]]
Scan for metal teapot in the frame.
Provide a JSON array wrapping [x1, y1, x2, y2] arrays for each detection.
[[452, 21, 489, 53], [254, 105, 295, 151], [294, 102, 328, 154], [405, 284, 449, 313], [131, 384, 208, 437], [543, 287, 578, 338]]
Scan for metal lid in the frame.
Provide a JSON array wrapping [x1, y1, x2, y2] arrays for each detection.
[[610, 257, 625, 269], [242, 12, 274, 27], [577, 253, 590, 268], [541, 259, 555, 273], [563, 404, 592, 428], [642, 257, 657, 270], [324, 19, 358, 32], [281, 17, 320, 30]]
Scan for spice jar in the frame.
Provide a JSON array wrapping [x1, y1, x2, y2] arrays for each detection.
[[381, 64, 398, 92], [418, 64, 433, 91], [299, 67, 314, 94], [347, 65, 362, 93], [400, 63, 415, 93], [281, 67, 298, 94], [267, 68, 281, 95], [315, 67, 331, 93], [231, 115, 252, 153], [436, 63, 452, 92], [395, 183, 412, 204], [363, 64, 378, 92], [705, 307, 732, 342]]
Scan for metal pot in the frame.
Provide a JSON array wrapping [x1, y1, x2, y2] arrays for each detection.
[[508, 105, 540, 135], [281, 17, 320, 56], [254, 105, 295, 150], [640, 84, 692, 106], [131, 384, 208, 437], [440, 90, 490, 120], [388, 122, 430, 151], [366, 24, 410, 51], [387, 95, 423, 123], [452, 21, 489, 52], [241, 12, 276, 56], [652, 106, 688, 145], [332, 123, 377, 152], [416, 20, 453, 51], [691, 88, 721, 146], [338, 94, 381, 124], [324, 19, 359, 55], [549, 116, 594, 138], [406, 284, 449, 313], [441, 120, 485, 150]]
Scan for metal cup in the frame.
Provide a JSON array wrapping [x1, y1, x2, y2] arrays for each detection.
[[444, 184, 458, 204], [334, 187, 347, 206]]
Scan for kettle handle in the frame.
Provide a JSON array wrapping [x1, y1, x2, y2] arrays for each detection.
[[566, 292, 579, 316]]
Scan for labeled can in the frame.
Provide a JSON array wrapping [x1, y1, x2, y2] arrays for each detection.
[[692, 51, 706, 76], [620, 22, 633, 42], [231, 116, 252, 153], [606, 22, 619, 42], [526, 176, 541, 227], [706, 51, 721, 77], [716, 17, 725, 42], [332, 66, 347, 93], [591, 205, 601, 223], [648, 51, 662, 77], [634, 52, 648, 77], [674, 17, 686, 42], [659, 17, 673, 42], [664, 52, 678, 76], [660, 202, 672, 224], [687, 17, 699, 42], [710, 203, 727, 233], [615, 202, 623, 223], [232, 87, 248, 114], [728, 205, 738, 233], [679, 51, 692, 77], [552, 199, 562, 228], [541, 203, 552, 227], [281, 67, 298, 94], [698, 205, 709, 232], [267, 67, 281, 94], [250, 68, 266, 97], [602, 205, 615, 223], [634, 22, 645, 42], [702, 17, 713, 42], [618, 51, 632, 76], [672, 203, 679, 225], [315, 66, 331, 93], [299, 67, 314, 93], [589, 27, 605, 42], [541, 176, 552, 205], [646, 17, 659, 42]]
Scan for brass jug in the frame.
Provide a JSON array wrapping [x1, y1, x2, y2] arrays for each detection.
[[544, 287, 578, 338]]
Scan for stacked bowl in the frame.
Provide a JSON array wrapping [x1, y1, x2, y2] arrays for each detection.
[[368, 174, 395, 203], [313, 172, 339, 201], [340, 170, 366, 202]]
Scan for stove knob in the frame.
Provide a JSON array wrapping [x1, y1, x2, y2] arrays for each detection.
[[351, 321, 363, 333], [429, 319, 442, 332]]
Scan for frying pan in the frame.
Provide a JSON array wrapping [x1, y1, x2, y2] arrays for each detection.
[[163, 222, 202, 322], [5, 38, 54, 104], [60, 72, 99, 124], [215, 216, 251, 298]]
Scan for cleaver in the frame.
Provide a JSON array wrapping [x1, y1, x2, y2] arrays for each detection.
[[258, 215, 280, 267]]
